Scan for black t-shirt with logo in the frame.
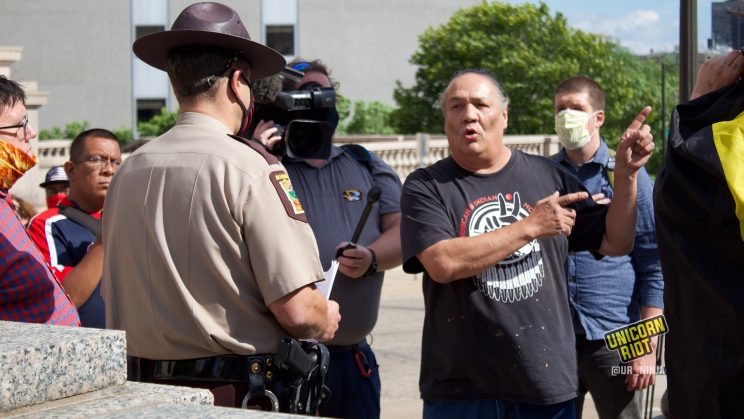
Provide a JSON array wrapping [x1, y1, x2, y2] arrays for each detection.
[[401, 151, 607, 404]]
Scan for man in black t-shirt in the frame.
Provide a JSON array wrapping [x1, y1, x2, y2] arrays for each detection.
[[400, 69, 655, 419]]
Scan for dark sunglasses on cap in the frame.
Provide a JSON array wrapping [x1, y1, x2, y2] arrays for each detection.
[[290, 61, 312, 72]]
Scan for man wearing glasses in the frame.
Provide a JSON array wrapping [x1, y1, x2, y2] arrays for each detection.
[[28, 129, 121, 328], [0, 75, 79, 326]]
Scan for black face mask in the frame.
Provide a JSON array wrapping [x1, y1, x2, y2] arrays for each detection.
[[232, 71, 255, 137], [237, 98, 255, 137], [325, 106, 340, 133]]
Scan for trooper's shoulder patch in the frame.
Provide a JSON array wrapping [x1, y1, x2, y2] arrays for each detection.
[[269, 170, 307, 222], [229, 134, 280, 165]]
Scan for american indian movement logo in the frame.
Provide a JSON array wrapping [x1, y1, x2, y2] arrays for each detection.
[[461, 192, 544, 303]]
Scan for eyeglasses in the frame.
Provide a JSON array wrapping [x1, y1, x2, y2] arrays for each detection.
[[74, 155, 122, 169], [0, 115, 29, 138]]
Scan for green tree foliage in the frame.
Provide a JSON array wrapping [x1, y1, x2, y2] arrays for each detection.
[[38, 121, 90, 140], [111, 127, 134, 146], [336, 95, 352, 124], [340, 101, 396, 135], [640, 54, 679, 175], [137, 107, 178, 137], [391, 1, 678, 175], [38, 120, 134, 147]]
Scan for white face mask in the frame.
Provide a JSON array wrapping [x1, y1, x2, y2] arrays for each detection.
[[554, 109, 598, 150]]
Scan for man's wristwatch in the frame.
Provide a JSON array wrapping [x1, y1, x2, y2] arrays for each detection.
[[361, 248, 378, 278]]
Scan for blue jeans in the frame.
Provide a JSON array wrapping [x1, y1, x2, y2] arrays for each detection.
[[424, 398, 577, 419], [318, 342, 381, 419]]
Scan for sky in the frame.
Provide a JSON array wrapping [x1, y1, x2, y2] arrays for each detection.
[[508, 0, 716, 55]]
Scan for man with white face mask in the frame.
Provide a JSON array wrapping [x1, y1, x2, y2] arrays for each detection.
[[552, 76, 663, 419]]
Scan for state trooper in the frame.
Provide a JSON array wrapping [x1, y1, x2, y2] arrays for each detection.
[[102, 2, 340, 413]]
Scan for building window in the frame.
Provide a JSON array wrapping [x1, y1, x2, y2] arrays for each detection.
[[137, 99, 166, 125], [266, 25, 295, 55], [136, 25, 165, 40]]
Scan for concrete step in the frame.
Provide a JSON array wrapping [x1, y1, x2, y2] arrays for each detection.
[[106, 403, 301, 418], [2, 381, 215, 418], [0, 320, 127, 411], [0, 321, 300, 417]]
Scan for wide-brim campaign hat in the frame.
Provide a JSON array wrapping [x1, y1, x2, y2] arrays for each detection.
[[39, 165, 69, 188], [132, 2, 285, 80]]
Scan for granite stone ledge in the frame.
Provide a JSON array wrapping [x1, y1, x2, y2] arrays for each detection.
[[101, 403, 301, 418], [3, 381, 214, 418], [0, 320, 127, 411]]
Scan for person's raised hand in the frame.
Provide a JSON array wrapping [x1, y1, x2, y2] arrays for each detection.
[[615, 106, 654, 177], [252, 119, 282, 150], [691, 50, 744, 100]]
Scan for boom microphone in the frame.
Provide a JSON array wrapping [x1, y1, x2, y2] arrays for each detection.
[[336, 186, 382, 258], [251, 65, 307, 105], [251, 73, 283, 104], [351, 187, 381, 244]]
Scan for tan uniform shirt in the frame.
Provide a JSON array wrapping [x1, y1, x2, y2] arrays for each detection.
[[102, 112, 324, 359]]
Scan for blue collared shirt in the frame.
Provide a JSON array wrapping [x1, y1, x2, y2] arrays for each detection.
[[553, 140, 664, 340]]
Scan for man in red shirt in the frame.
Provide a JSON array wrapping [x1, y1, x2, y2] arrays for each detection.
[[28, 129, 121, 328]]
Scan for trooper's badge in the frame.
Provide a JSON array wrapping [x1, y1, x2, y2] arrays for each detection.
[[269, 170, 307, 222]]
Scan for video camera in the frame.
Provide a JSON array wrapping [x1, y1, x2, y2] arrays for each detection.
[[249, 68, 336, 159], [274, 86, 336, 113]]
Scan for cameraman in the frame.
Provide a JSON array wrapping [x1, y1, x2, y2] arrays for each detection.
[[253, 59, 402, 419]]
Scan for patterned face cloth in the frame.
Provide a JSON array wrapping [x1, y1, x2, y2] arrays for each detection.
[[0, 139, 37, 189]]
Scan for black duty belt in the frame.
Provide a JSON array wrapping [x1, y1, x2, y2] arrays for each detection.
[[129, 338, 332, 415], [325, 340, 373, 378], [325, 339, 368, 353], [129, 354, 275, 383], [129, 353, 282, 411]]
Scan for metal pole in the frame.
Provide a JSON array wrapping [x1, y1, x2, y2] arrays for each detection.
[[130, 0, 137, 139], [661, 61, 667, 156], [680, 0, 698, 102]]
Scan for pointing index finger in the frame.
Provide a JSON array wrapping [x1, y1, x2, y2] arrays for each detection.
[[627, 106, 652, 131], [556, 191, 589, 207]]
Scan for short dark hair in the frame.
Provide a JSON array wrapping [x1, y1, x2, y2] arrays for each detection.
[[554, 76, 605, 111], [70, 128, 119, 161], [166, 46, 249, 100], [439, 69, 510, 112], [0, 75, 26, 112], [285, 58, 339, 91]]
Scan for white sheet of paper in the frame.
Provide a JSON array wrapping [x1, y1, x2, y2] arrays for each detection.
[[316, 259, 339, 299]]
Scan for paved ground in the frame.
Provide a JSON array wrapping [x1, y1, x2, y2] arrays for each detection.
[[372, 267, 668, 419]]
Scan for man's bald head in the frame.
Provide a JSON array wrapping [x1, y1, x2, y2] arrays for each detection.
[[440, 69, 510, 113]]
